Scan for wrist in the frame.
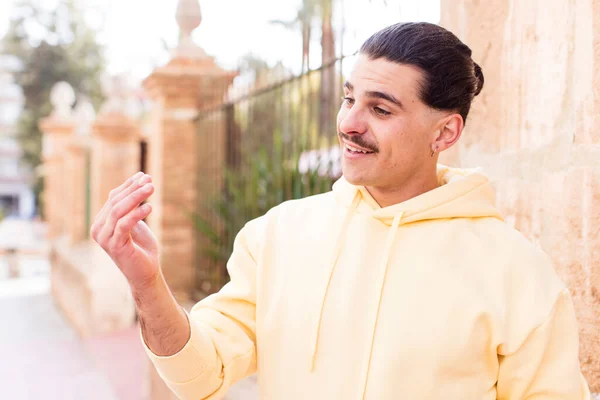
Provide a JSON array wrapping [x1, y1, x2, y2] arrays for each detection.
[[129, 271, 166, 309]]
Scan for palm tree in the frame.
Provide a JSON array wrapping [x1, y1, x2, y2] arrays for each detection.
[[317, 0, 337, 137], [270, 0, 318, 73]]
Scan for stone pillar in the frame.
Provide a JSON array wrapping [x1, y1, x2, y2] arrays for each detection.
[[441, 0, 600, 390], [62, 98, 96, 244], [90, 112, 141, 220], [64, 136, 91, 243], [39, 82, 77, 239], [142, 0, 235, 302]]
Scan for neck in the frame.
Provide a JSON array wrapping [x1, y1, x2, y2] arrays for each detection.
[[365, 165, 439, 208]]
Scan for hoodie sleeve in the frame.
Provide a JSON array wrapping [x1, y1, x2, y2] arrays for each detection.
[[496, 289, 590, 399], [143, 217, 264, 400]]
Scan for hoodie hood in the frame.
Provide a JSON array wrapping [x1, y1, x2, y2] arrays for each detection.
[[332, 164, 504, 224]]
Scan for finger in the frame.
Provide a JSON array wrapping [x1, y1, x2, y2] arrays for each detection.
[[92, 172, 143, 229], [111, 203, 153, 249], [93, 174, 152, 236], [131, 219, 157, 251], [98, 174, 151, 224], [98, 183, 155, 244], [114, 173, 152, 204], [110, 172, 145, 201]]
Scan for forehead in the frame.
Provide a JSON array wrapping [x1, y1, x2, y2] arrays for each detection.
[[348, 54, 425, 103]]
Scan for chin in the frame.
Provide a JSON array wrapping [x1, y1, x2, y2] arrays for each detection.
[[342, 168, 370, 186]]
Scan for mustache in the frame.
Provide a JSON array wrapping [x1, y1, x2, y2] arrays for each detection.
[[338, 132, 379, 153]]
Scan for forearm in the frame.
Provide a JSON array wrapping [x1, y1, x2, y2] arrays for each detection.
[[135, 221, 261, 399], [133, 272, 191, 357]]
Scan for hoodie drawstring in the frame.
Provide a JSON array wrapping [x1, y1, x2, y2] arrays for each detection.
[[358, 211, 403, 400], [309, 191, 361, 371]]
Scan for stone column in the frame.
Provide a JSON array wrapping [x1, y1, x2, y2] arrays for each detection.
[[63, 98, 95, 244], [142, 0, 235, 302], [441, 0, 600, 390], [90, 91, 141, 220], [39, 82, 77, 239], [64, 136, 91, 244]]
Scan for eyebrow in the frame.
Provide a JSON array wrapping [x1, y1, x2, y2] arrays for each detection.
[[344, 81, 405, 111]]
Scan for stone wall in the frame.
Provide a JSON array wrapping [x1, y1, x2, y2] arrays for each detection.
[[440, 0, 600, 390], [50, 237, 135, 336]]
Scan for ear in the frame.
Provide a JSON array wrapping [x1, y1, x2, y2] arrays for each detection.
[[432, 113, 463, 153]]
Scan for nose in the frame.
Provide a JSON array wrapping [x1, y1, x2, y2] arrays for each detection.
[[338, 105, 368, 136]]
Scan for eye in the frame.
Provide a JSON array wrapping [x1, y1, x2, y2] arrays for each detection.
[[374, 107, 391, 116], [341, 96, 355, 107]]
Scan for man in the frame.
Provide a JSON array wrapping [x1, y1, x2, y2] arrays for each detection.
[[92, 22, 590, 399]]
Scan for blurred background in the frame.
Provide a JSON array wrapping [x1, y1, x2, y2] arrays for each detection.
[[0, 0, 598, 399]]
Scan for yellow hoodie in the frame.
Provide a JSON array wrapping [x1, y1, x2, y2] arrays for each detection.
[[144, 165, 590, 399]]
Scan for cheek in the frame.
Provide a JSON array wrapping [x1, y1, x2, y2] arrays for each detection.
[[375, 121, 403, 152], [375, 121, 417, 165], [336, 107, 346, 130]]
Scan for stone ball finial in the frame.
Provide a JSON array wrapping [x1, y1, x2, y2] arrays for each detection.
[[173, 0, 207, 59], [99, 73, 129, 115], [124, 96, 143, 120], [100, 73, 127, 101], [74, 95, 96, 135], [176, 0, 202, 39], [100, 73, 113, 98], [50, 81, 76, 118]]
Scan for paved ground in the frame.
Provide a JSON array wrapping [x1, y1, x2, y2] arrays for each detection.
[[0, 218, 146, 399], [0, 273, 147, 400]]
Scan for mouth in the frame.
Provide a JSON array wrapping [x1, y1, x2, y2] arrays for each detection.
[[342, 141, 375, 156]]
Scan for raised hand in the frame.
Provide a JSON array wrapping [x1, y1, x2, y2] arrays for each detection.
[[91, 172, 159, 288]]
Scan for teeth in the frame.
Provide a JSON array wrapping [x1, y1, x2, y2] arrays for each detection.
[[345, 144, 370, 154]]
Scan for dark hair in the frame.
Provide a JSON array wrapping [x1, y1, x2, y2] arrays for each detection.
[[360, 22, 484, 125]]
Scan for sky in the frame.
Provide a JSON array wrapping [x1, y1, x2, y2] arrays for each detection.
[[0, 0, 440, 80]]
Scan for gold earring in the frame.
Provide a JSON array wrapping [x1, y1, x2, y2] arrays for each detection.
[[430, 147, 437, 157]]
